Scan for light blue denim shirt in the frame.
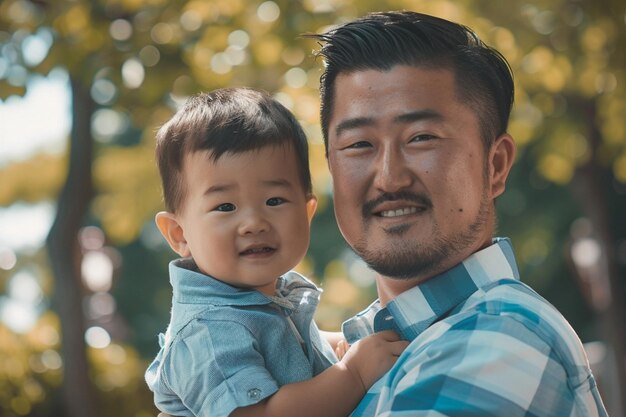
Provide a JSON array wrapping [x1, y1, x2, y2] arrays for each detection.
[[145, 258, 336, 417], [343, 238, 607, 417]]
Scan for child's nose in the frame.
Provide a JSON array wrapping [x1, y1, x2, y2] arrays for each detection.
[[238, 212, 270, 235]]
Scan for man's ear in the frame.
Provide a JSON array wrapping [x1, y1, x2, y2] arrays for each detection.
[[306, 195, 318, 224], [488, 133, 516, 199], [155, 211, 191, 257]]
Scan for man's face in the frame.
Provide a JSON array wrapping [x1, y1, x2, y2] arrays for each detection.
[[327, 66, 496, 284]]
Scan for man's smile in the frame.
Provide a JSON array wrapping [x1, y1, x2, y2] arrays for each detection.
[[378, 207, 424, 218], [364, 192, 433, 220]]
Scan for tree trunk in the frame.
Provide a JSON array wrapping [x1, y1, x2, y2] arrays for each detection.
[[46, 75, 96, 417], [570, 95, 626, 416]]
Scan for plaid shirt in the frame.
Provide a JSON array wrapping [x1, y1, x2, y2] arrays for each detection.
[[343, 238, 607, 417]]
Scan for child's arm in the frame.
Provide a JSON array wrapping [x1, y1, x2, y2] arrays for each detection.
[[230, 330, 408, 417]]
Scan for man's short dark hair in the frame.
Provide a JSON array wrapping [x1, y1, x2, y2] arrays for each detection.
[[307, 11, 514, 152], [155, 87, 312, 213]]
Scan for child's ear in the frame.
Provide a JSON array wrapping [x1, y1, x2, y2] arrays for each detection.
[[306, 195, 318, 224], [155, 211, 191, 257]]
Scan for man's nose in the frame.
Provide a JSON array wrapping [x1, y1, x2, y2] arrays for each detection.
[[238, 210, 271, 235], [372, 144, 414, 192]]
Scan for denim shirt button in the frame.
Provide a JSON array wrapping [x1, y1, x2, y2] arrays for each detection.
[[247, 388, 262, 400]]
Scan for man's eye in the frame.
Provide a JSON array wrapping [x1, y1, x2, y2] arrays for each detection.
[[410, 134, 437, 142], [346, 141, 372, 149], [266, 197, 285, 206], [215, 203, 236, 212]]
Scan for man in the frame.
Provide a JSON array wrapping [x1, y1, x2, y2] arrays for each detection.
[[308, 11, 608, 416]]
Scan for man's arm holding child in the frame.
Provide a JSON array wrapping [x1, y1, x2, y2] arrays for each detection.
[[231, 330, 407, 417]]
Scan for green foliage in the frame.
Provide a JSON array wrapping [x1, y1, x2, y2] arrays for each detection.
[[0, 315, 158, 417], [0, 315, 62, 417]]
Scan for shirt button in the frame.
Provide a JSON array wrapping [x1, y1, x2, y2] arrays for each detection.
[[247, 388, 262, 400]]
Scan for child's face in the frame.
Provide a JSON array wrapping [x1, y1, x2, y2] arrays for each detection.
[[157, 145, 316, 295]]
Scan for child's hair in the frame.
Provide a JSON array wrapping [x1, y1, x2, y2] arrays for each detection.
[[155, 87, 312, 213]]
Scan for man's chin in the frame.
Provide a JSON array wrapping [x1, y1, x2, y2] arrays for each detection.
[[382, 223, 413, 236], [367, 258, 439, 280], [354, 242, 442, 280]]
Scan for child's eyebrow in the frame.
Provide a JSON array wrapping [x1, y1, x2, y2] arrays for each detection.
[[203, 184, 234, 196], [203, 179, 294, 196], [261, 179, 294, 189]]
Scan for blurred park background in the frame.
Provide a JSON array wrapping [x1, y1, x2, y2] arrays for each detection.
[[0, 0, 625, 416]]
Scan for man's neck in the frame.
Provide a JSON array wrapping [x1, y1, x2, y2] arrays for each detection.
[[376, 277, 421, 306], [376, 238, 495, 306]]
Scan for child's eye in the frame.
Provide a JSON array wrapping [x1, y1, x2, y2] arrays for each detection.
[[215, 203, 236, 212], [266, 197, 286, 206]]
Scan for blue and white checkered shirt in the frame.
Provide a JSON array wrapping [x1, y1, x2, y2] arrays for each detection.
[[343, 238, 607, 417]]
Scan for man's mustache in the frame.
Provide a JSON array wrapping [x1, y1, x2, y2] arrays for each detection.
[[362, 192, 433, 218]]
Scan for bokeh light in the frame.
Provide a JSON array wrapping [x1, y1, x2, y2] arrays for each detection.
[[0, 247, 17, 270], [81, 251, 114, 293], [121, 58, 145, 89], [85, 326, 111, 349], [257, 1, 280, 23], [109, 19, 132, 42]]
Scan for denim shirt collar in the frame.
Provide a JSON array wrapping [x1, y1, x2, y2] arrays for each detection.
[[342, 238, 520, 344], [170, 258, 321, 311]]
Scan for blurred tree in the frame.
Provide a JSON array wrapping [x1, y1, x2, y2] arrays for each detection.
[[466, 0, 626, 409], [1, 0, 624, 416]]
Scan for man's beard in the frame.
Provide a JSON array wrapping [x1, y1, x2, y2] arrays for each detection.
[[353, 191, 491, 280]]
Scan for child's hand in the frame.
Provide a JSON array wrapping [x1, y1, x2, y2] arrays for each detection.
[[340, 330, 409, 392], [335, 339, 350, 360]]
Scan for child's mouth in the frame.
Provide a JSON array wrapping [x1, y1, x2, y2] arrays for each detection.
[[240, 247, 276, 256]]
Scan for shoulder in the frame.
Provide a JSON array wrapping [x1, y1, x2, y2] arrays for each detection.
[[414, 280, 589, 370], [169, 314, 258, 353], [161, 311, 266, 376], [281, 270, 320, 289], [382, 281, 593, 414], [160, 317, 279, 416], [465, 279, 590, 370]]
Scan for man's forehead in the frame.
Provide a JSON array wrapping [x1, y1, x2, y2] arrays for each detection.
[[329, 67, 457, 122]]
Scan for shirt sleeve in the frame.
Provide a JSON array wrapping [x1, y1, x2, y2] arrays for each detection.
[[164, 318, 279, 417], [376, 313, 578, 417]]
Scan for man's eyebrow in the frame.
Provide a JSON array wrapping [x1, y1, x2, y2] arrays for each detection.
[[394, 109, 443, 124], [334, 110, 443, 137], [334, 117, 374, 138]]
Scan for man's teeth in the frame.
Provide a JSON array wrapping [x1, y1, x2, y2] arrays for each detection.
[[380, 207, 418, 217]]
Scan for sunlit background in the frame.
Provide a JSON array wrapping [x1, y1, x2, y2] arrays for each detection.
[[1, 0, 625, 416]]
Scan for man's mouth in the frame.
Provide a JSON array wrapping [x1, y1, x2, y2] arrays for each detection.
[[379, 207, 421, 217], [363, 192, 432, 219]]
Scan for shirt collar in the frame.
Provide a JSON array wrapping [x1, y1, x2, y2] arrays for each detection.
[[169, 258, 320, 310], [342, 238, 520, 344]]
